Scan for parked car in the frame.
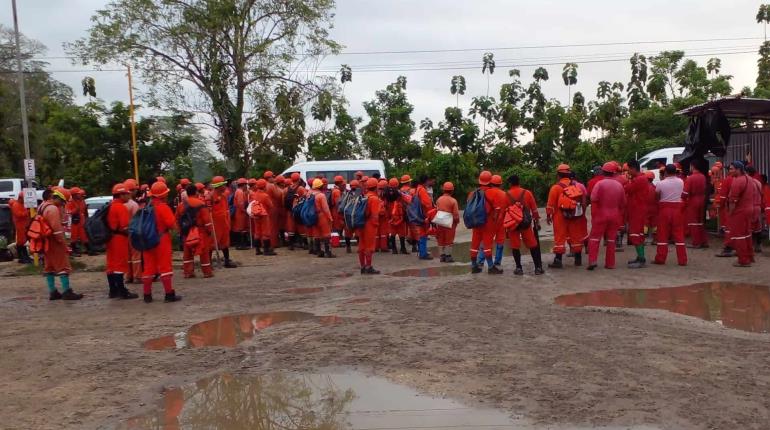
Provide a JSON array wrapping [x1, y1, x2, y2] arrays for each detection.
[[85, 196, 112, 217], [638, 147, 717, 183], [0, 178, 46, 204], [281, 160, 386, 186]]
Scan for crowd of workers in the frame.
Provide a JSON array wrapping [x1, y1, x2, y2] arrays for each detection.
[[6, 159, 770, 303]]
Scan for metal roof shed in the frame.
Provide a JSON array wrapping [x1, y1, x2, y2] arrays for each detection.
[[676, 96, 770, 175]]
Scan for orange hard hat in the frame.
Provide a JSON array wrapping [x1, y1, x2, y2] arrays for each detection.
[[248, 178, 257, 186], [377, 179, 387, 189], [124, 179, 138, 191], [334, 175, 345, 183], [442, 182, 455, 191], [312, 178, 324, 189], [366, 178, 378, 189], [491, 175, 503, 186], [53, 187, 71, 202], [291, 172, 301, 182], [256, 179, 267, 189], [350, 179, 360, 188], [180, 178, 191, 186], [361, 176, 369, 183], [285, 178, 294, 185], [140, 184, 149, 191], [263, 170, 274, 179], [150, 181, 170, 198], [237, 178, 247, 185], [69, 186, 82, 195], [112, 183, 129, 195], [156, 176, 166, 184], [211, 176, 226, 188], [602, 162, 616, 173], [644, 171, 655, 180], [714, 161, 723, 168], [388, 178, 399, 187], [275, 176, 286, 184], [622, 162, 629, 171], [557, 163, 571, 173], [400, 174, 411, 184], [478, 170, 492, 185], [195, 182, 205, 190]]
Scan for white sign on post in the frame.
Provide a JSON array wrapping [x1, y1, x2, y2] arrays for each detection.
[[23, 158, 35, 180], [23, 188, 37, 209]]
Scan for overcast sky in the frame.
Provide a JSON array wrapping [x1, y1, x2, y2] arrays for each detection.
[[2, 0, 766, 148]]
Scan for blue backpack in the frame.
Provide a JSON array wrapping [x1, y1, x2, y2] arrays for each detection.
[[463, 189, 488, 229], [227, 192, 236, 217], [406, 194, 424, 225], [344, 195, 368, 229], [129, 203, 161, 251], [299, 195, 318, 226]]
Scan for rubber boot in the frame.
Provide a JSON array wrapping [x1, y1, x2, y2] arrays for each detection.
[[236, 232, 250, 250], [410, 240, 418, 253], [574, 252, 582, 267], [391, 236, 399, 255], [71, 242, 82, 257], [754, 233, 763, 253], [548, 254, 563, 269], [309, 238, 317, 254], [107, 274, 119, 298], [471, 261, 482, 274], [263, 240, 277, 256], [323, 240, 336, 258], [164, 290, 182, 303], [18, 247, 33, 264], [254, 240, 263, 255], [62, 288, 83, 301], [86, 242, 97, 256], [116, 275, 138, 299], [531, 247, 544, 275], [287, 235, 295, 251], [222, 248, 237, 268], [400, 237, 410, 254], [512, 250, 523, 275]]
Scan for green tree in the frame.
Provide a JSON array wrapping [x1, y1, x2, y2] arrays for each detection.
[[450, 75, 466, 108], [307, 101, 362, 161], [756, 41, 770, 97], [360, 77, 419, 169], [758, 4, 770, 40], [70, 0, 340, 174], [562, 62, 578, 103]]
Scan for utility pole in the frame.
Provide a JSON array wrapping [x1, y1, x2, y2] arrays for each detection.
[[127, 65, 140, 181]]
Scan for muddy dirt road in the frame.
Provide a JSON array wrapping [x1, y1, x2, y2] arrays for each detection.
[[1, 229, 769, 429]]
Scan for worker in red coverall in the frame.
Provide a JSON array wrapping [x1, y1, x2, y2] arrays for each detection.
[[275, 175, 288, 246], [287, 174, 309, 250], [506, 175, 544, 275], [715, 162, 736, 257], [140, 182, 181, 303], [376, 180, 390, 252], [644, 171, 658, 242], [469, 171, 496, 274], [763, 174, 770, 231], [176, 184, 214, 278], [396, 175, 415, 253], [654, 164, 687, 266], [105, 183, 139, 299], [727, 161, 757, 267], [624, 160, 650, 268], [66, 187, 89, 256], [309, 178, 335, 258], [435, 182, 460, 263], [331, 176, 345, 250], [9, 191, 32, 264], [588, 162, 627, 270], [232, 178, 250, 250], [249, 179, 276, 256], [358, 178, 382, 274], [42, 187, 83, 300], [124, 179, 142, 284], [683, 160, 709, 249], [264, 171, 283, 247], [746, 166, 764, 254], [413, 175, 436, 260], [209, 176, 237, 268], [480, 174, 508, 273], [546, 164, 586, 268]]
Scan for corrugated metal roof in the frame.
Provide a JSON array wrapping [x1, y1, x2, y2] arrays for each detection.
[[675, 96, 770, 120]]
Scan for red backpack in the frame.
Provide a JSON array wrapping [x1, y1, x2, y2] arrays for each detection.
[[503, 190, 533, 231], [558, 182, 585, 219], [27, 204, 54, 253]]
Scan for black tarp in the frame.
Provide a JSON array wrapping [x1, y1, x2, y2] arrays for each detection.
[[679, 107, 731, 171]]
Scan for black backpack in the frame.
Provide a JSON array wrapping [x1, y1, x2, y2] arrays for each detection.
[[284, 187, 298, 210], [85, 202, 112, 246], [178, 203, 201, 237]]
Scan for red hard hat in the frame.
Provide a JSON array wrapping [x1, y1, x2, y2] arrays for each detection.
[[377, 179, 387, 189], [291, 172, 301, 182], [112, 183, 129, 195], [442, 182, 455, 191], [350, 179, 360, 188], [491, 175, 503, 185], [256, 179, 267, 189], [195, 182, 205, 190], [180, 178, 191, 186], [150, 181, 170, 198], [322, 177, 329, 185], [53, 187, 71, 202], [602, 162, 616, 173], [156, 176, 166, 184], [361, 176, 369, 183], [211, 176, 226, 188], [247, 178, 257, 186], [69, 186, 82, 195], [263, 170, 274, 179], [334, 175, 345, 183], [388, 178, 399, 187], [644, 171, 655, 180], [237, 178, 247, 185], [400, 174, 411, 184], [124, 179, 138, 191], [275, 176, 285, 184], [366, 178, 378, 189], [478, 170, 492, 185], [557, 163, 571, 173]]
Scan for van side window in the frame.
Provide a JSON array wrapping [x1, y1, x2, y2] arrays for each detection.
[[643, 158, 666, 170], [0, 181, 13, 192]]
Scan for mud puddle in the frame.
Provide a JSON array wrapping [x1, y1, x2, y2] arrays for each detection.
[[555, 282, 770, 333], [431, 240, 552, 263], [389, 266, 470, 277], [117, 370, 520, 430], [144, 311, 366, 350]]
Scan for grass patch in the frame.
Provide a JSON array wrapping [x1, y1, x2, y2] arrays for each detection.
[[11, 259, 103, 276], [14, 264, 43, 276]]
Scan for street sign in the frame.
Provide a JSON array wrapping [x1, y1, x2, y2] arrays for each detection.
[[23, 158, 35, 180], [23, 187, 37, 209]]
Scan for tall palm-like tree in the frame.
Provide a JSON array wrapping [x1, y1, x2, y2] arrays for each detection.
[[481, 53, 496, 135], [562, 62, 578, 104], [758, 5, 770, 41], [340, 64, 352, 95], [450, 75, 466, 108]]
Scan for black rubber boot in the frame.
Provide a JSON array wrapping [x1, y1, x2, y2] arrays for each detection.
[[471, 263, 482, 274], [18, 247, 33, 264], [345, 237, 352, 254], [391, 236, 399, 254], [254, 240, 263, 255], [287, 235, 295, 251], [411, 240, 418, 253], [144, 294, 153, 303], [86, 242, 97, 256], [263, 240, 277, 256], [531, 247, 544, 275], [222, 248, 237, 268], [107, 274, 119, 298], [364, 266, 381, 275], [309, 239, 317, 254], [445, 255, 455, 263], [62, 289, 84, 300], [116, 275, 138, 299], [548, 254, 563, 269], [49, 290, 62, 301], [71, 242, 82, 257], [512, 249, 523, 275], [236, 232, 250, 250], [164, 290, 182, 303], [400, 237, 410, 255], [574, 252, 583, 267], [323, 240, 336, 258]]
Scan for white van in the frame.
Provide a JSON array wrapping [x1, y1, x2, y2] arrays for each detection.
[[281, 160, 386, 184], [638, 147, 718, 183]]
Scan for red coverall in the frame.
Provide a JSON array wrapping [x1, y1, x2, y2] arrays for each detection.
[[249, 189, 274, 241], [178, 197, 213, 277], [414, 185, 434, 237], [645, 181, 658, 234], [728, 174, 756, 265], [507, 186, 540, 249], [625, 173, 649, 246], [654, 178, 687, 266], [485, 187, 509, 246], [142, 198, 177, 295], [66, 198, 88, 246], [589, 177, 627, 268], [209, 190, 231, 249], [377, 190, 390, 251], [331, 187, 344, 233], [435, 194, 460, 247], [231, 188, 249, 234], [391, 189, 409, 238], [41, 202, 70, 275], [718, 175, 734, 248], [469, 186, 494, 262], [9, 197, 30, 246], [266, 182, 283, 245], [312, 189, 333, 240], [763, 183, 770, 226], [124, 198, 142, 283], [356, 190, 381, 267], [547, 178, 587, 255], [106, 199, 130, 275], [683, 172, 708, 247]]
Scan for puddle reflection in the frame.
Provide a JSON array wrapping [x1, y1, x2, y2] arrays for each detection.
[[389, 266, 470, 277]]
